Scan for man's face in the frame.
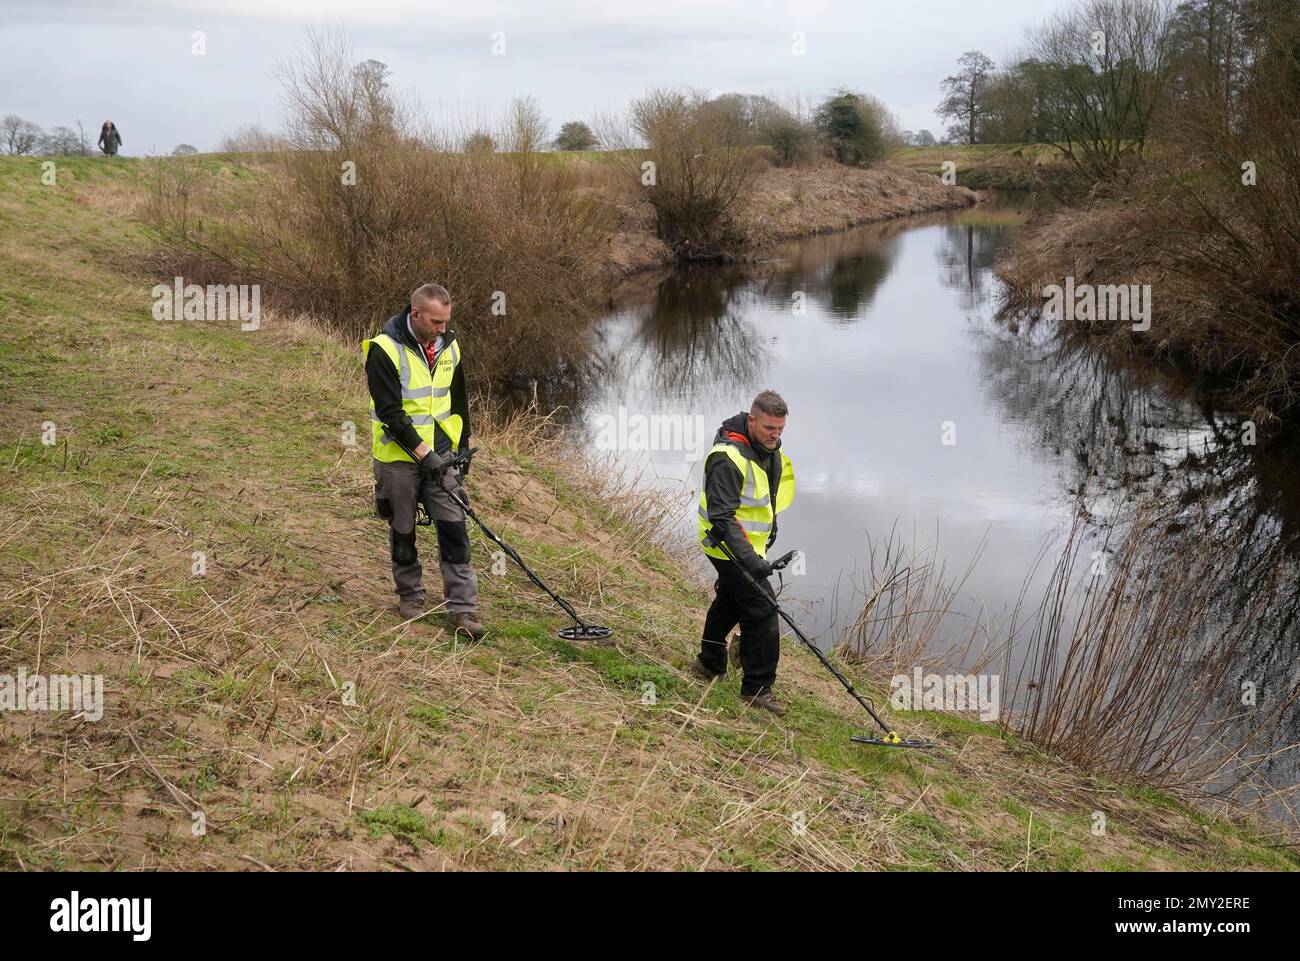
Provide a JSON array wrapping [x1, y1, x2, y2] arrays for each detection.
[[748, 410, 786, 450], [410, 298, 451, 341]]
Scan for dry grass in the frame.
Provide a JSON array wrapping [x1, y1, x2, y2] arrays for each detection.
[[842, 524, 1003, 679], [603, 159, 978, 281], [836, 495, 1300, 824], [735, 159, 979, 245], [998, 501, 1300, 814]]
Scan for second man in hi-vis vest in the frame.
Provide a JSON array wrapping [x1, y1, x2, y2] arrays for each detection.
[[363, 283, 485, 640], [693, 391, 795, 716]]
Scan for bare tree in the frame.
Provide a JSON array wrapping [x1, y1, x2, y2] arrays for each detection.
[[42, 126, 82, 155], [276, 25, 410, 151], [1024, 0, 1176, 178], [1, 114, 42, 154], [604, 87, 758, 260], [502, 96, 547, 153], [218, 124, 284, 152], [937, 51, 996, 144]]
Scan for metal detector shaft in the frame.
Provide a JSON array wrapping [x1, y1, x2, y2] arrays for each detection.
[[437, 468, 589, 629], [711, 536, 895, 738], [392, 440, 605, 636]]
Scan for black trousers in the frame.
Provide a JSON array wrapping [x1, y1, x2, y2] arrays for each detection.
[[699, 555, 779, 696]]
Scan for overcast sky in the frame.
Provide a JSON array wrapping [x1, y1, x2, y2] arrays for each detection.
[[1, 0, 1077, 153]]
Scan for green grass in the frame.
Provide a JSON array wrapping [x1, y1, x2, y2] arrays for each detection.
[[357, 804, 441, 846], [891, 142, 1066, 189]]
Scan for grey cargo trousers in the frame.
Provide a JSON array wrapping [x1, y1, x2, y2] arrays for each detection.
[[373, 459, 479, 614]]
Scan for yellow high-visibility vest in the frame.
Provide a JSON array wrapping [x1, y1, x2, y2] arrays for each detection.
[[698, 442, 794, 560], [362, 333, 463, 462]]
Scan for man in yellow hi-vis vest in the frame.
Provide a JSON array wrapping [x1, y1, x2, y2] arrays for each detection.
[[692, 391, 795, 716], [364, 283, 483, 640]]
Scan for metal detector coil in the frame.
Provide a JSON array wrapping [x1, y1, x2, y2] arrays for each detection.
[[851, 733, 934, 749], [558, 623, 614, 641]]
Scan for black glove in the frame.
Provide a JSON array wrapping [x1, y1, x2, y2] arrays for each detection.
[[418, 450, 447, 482], [769, 550, 797, 572], [746, 556, 774, 579]]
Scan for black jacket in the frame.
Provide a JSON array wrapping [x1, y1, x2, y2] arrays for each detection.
[[703, 411, 784, 572], [364, 307, 470, 459]]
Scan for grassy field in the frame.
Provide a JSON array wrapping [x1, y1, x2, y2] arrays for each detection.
[[891, 142, 1067, 189], [0, 155, 1295, 870]]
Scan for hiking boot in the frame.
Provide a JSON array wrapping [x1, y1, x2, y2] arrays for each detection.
[[744, 689, 787, 717], [448, 612, 486, 642], [689, 657, 726, 683], [399, 596, 427, 621]]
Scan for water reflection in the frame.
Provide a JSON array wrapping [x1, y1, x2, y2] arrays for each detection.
[[752, 236, 896, 321], [596, 267, 767, 404], [973, 311, 1300, 653], [977, 283, 1300, 812], [938, 224, 1010, 310]]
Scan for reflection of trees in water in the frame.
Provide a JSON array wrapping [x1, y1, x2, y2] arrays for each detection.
[[576, 222, 916, 407], [496, 355, 603, 423], [535, 216, 933, 423], [971, 320, 1300, 809], [975, 322, 1209, 490], [937, 223, 1018, 310], [755, 232, 899, 323], [590, 267, 767, 406], [519, 267, 766, 418]]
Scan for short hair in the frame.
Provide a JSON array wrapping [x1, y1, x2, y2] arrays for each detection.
[[411, 283, 451, 308], [751, 390, 788, 418]]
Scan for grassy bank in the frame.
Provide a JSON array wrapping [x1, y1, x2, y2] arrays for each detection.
[[603, 156, 979, 279], [1, 155, 1295, 871], [997, 183, 1300, 422], [891, 143, 1070, 192]]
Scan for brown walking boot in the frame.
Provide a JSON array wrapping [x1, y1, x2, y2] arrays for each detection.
[[744, 689, 787, 717], [398, 596, 427, 621], [448, 612, 486, 641], [689, 656, 725, 682]]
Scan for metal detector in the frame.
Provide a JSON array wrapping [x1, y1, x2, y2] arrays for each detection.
[[707, 533, 933, 749]]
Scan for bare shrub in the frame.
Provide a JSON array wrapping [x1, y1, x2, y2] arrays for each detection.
[[146, 27, 610, 390], [999, 501, 1294, 806], [217, 125, 285, 153], [602, 88, 758, 261]]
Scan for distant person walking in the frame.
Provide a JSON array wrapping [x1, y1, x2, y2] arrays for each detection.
[[97, 121, 122, 156]]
